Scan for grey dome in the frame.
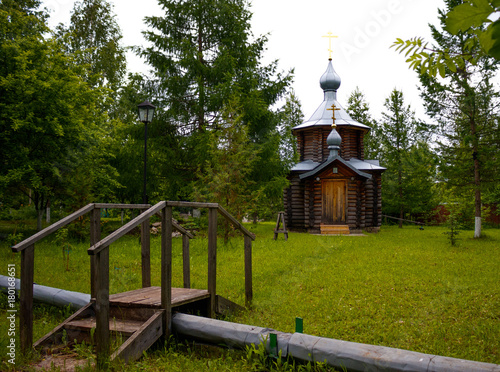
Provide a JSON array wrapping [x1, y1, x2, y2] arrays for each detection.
[[320, 59, 341, 92]]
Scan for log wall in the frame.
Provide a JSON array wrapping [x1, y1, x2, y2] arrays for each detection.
[[296, 126, 367, 163], [284, 175, 306, 230]]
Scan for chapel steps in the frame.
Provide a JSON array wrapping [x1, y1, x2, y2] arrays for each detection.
[[320, 224, 350, 235]]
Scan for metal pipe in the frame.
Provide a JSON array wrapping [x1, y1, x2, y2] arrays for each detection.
[[2, 277, 498, 372], [0, 275, 90, 310], [172, 313, 500, 372]]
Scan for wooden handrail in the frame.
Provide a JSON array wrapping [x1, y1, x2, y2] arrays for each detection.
[[11, 203, 96, 252], [166, 201, 219, 209], [164, 200, 255, 240], [217, 205, 256, 240], [88, 201, 167, 255], [94, 203, 151, 209], [154, 211, 195, 239]]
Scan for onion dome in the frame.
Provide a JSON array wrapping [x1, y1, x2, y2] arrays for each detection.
[[327, 127, 342, 159], [293, 59, 369, 131], [320, 59, 341, 92]]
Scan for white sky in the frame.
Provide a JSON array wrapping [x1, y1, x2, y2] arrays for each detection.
[[45, 0, 447, 122]]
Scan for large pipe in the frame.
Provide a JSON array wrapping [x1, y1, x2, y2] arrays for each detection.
[[2, 277, 498, 371], [172, 313, 500, 372], [0, 275, 90, 310]]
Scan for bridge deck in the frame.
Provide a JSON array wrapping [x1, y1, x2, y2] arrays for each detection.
[[109, 286, 210, 309]]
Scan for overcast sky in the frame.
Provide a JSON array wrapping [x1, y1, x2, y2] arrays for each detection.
[[45, 0, 447, 122]]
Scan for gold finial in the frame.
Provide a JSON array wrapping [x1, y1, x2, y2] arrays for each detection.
[[327, 104, 341, 127], [322, 32, 338, 59]]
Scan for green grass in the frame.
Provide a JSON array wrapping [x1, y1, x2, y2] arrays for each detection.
[[0, 223, 499, 370]]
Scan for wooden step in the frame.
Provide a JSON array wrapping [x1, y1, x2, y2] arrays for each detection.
[[320, 225, 350, 235], [65, 316, 145, 336]]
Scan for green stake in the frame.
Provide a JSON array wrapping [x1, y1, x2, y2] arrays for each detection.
[[269, 333, 277, 358], [295, 317, 303, 333]]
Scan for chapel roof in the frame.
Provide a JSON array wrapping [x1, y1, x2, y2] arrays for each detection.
[[293, 59, 370, 131], [291, 157, 385, 176]]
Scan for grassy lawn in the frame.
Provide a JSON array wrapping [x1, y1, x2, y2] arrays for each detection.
[[0, 222, 498, 370]]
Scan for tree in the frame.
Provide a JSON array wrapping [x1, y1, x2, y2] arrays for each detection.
[[140, 0, 292, 214], [380, 89, 433, 227], [57, 0, 126, 94], [192, 98, 257, 240], [0, 1, 111, 229], [346, 87, 380, 160], [277, 90, 303, 170], [413, 0, 500, 237]]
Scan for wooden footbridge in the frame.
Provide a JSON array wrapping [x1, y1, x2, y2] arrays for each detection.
[[11, 201, 255, 369]]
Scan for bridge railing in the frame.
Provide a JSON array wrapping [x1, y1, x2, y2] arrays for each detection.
[[12, 201, 255, 368]]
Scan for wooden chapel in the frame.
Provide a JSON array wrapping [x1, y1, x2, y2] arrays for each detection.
[[284, 58, 385, 234]]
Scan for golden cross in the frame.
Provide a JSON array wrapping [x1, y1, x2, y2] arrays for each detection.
[[327, 104, 341, 127], [322, 32, 338, 59]]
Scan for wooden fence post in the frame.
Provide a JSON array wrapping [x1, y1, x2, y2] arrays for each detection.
[[90, 207, 101, 299], [141, 209, 151, 288], [182, 234, 190, 289], [20, 244, 34, 353], [207, 207, 217, 318], [244, 235, 253, 307], [161, 206, 172, 340], [95, 247, 110, 369]]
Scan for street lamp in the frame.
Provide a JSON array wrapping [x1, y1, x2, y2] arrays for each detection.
[[137, 100, 156, 204]]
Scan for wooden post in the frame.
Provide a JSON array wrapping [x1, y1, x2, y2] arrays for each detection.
[[95, 247, 110, 369], [141, 209, 151, 288], [244, 235, 253, 307], [161, 206, 172, 339], [182, 234, 190, 289], [20, 244, 34, 353], [207, 207, 217, 318], [90, 207, 101, 299]]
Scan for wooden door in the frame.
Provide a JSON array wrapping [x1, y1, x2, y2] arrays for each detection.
[[322, 180, 346, 224]]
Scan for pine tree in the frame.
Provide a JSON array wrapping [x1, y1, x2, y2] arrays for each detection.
[[380, 89, 431, 227], [418, 0, 500, 237], [140, 0, 292, 211], [346, 87, 380, 160]]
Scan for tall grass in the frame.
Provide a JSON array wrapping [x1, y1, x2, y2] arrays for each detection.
[[0, 223, 498, 370]]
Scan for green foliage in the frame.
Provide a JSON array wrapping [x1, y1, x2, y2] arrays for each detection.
[[393, 1, 500, 238], [391, 36, 475, 78], [346, 87, 380, 160], [278, 91, 303, 169], [443, 206, 462, 246], [379, 89, 437, 224], [392, 0, 500, 77], [192, 100, 257, 238], [137, 0, 293, 215], [55, 228, 74, 271], [56, 0, 126, 93], [0, 1, 121, 226], [446, 0, 500, 60]]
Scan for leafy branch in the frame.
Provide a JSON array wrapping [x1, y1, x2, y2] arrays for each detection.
[[392, 0, 500, 78], [391, 37, 478, 78]]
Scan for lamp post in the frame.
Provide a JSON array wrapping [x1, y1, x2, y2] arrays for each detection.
[[137, 100, 156, 204]]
